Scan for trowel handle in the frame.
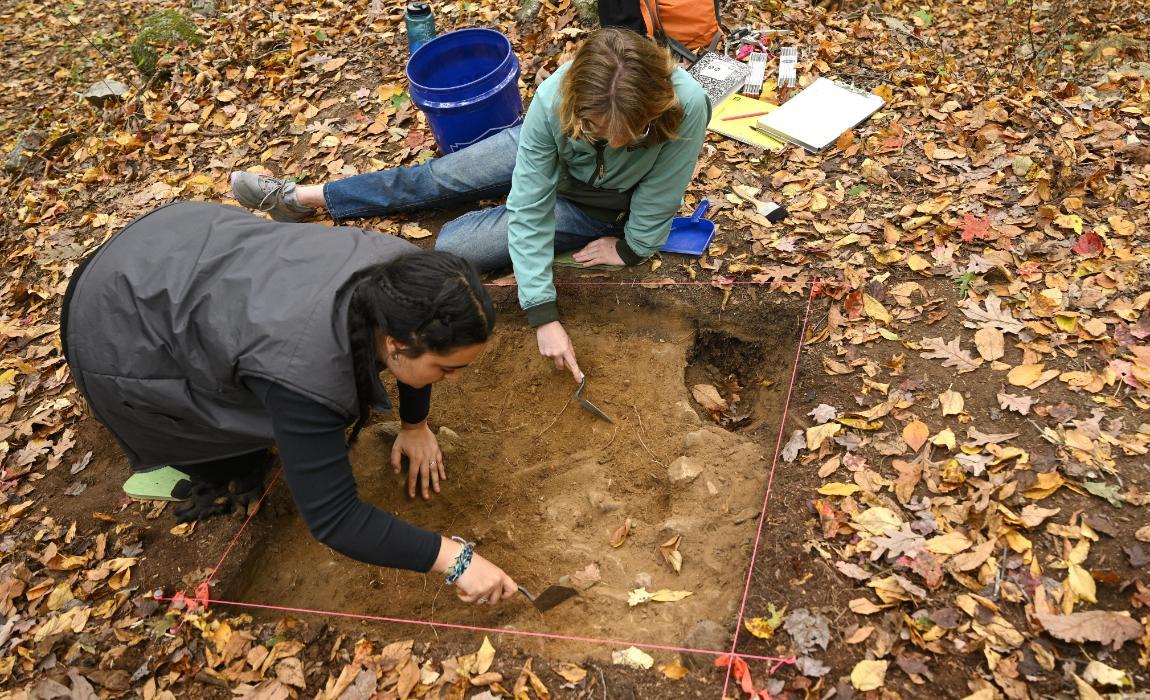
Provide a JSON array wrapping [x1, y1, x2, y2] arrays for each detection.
[[517, 585, 537, 601], [690, 199, 711, 222]]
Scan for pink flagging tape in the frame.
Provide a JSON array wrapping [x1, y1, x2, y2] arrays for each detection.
[[154, 593, 794, 665], [720, 279, 818, 699]]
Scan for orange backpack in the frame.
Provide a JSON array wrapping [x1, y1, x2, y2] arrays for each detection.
[[639, 0, 727, 62]]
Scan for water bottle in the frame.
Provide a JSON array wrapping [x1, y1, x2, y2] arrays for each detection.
[[404, 2, 437, 54]]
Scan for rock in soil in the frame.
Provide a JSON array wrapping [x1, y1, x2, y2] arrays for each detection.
[[682, 619, 729, 670], [5, 129, 44, 174], [82, 79, 130, 107], [667, 455, 704, 483]]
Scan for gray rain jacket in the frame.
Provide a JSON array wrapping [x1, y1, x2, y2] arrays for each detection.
[[65, 201, 416, 469]]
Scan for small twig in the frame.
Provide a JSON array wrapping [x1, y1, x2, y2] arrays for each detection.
[[536, 396, 573, 437], [631, 406, 664, 467], [601, 425, 618, 450]]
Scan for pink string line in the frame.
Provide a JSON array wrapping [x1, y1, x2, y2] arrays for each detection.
[[204, 468, 282, 587], [720, 280, 817, 698], [155, 593, 795, 664], [483, 279, 801, 288]]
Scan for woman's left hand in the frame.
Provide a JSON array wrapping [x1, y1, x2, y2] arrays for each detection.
[[573, 237, 625, 267], [391, 421, 446, 500]]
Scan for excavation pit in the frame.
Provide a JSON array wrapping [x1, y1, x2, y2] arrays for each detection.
[[220, 287, 801, 654]]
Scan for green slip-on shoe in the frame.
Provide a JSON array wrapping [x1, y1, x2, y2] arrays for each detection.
[[122, 466, 192, 501]]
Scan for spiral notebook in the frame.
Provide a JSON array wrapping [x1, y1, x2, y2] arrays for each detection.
[[687, 53, 751, 108], [754, 78, 885, 152]]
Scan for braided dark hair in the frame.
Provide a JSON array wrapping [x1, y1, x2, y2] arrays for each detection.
[[340, 251, 495, 442]]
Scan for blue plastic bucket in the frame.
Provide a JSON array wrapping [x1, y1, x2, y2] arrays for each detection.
[[406, 28, 523, 154]]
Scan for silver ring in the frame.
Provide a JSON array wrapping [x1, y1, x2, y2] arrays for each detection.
[[478, 597, 488, 604]]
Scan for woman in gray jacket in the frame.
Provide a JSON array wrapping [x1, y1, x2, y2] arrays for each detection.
[[61, 201, 518, 606]]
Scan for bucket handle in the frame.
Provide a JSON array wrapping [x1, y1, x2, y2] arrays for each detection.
[[690, 199, 711, 222]]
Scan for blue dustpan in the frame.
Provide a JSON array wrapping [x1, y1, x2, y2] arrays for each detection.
[[660, 200, 716, 256]]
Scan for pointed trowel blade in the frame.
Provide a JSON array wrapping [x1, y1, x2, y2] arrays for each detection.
[[518, 584, 578, 612]]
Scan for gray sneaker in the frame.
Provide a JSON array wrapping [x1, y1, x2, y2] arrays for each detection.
[[229, 172, 316, 222]]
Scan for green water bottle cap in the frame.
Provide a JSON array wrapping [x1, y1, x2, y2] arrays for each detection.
[[406, 2, 431, 16]]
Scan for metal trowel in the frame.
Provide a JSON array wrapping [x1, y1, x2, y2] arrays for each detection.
[[575, 374, 614, 423], [518, 584, 578, 612]]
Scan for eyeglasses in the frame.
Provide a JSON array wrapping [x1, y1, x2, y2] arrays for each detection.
[[581, 120, 653, 148]]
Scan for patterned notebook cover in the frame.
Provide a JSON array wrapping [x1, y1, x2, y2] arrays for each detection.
[[687, 53, 751, 108]]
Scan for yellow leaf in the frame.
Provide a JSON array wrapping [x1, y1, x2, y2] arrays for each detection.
[[475, 636, 496, 675], [650, 589, 693, 602], [939, 389, 964, 416], [806, 423, 841, 451], [906, 254, 931, 272], [848, 597, 887, 615], [1023, 471, 1065, 499], [400, 223, 433, 239], [850, 659, 888, 691], [1055, 314, 1079, 333], [863, 294, 892, 324], [931, 428, 956, 450], [836, 416, 884, 431], [556, 662, 586, 683], [902, 420, 929, 451], [660, 657, 689, 680], [926, 530, 973, 555], [817, 482, 860, 496], [1008, 363, 1045, 386], [852, 507, 901, 535], [1053, 213, 1084, 233], [1067, 564, 1097, 604]]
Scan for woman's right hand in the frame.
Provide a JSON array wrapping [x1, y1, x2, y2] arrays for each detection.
[[454, 553, 518, 605], [434, 536, 518, 606], [536, 321, 582, 383]]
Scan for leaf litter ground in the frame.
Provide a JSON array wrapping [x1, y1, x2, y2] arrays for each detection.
[[2, 0, 1149, 697]]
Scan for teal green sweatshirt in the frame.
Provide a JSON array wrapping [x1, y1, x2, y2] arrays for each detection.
[[506, 62, 710, 327]]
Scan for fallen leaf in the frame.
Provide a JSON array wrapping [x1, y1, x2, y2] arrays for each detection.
[[806, 422, 841, 451], [850, 659, 888, 691], [997, 392, 1034, 415], [659, 535, 683, 573], [743, 603, 786, 639], [612, 647, 653, 669], [1008, 363, 1045, 386], [920, 337, 982, 373], [817, 482, 860, 496], [691, 384, 726, 413], [1071, 231, 1104, 256], [475, 636, 496, 675], [902, 420, 929, 451], [863, 294, 892, 324], [1037, 611, 1144, 650], [974, 327, 1005, 361], [610, 518, 632, 548], [555, 663, 586, 683], [659, 657, 689, 680], [1082, 660, 1130, 688], [939, 389, 964, 416]]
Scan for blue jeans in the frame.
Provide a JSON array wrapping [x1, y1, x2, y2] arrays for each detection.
[[323, 125, 624, 272]]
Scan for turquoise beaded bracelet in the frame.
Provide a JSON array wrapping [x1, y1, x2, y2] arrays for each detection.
[[445, 536, 475, 585]]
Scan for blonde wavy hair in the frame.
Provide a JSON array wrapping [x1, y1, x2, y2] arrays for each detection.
[[559, 28, 683, 147]]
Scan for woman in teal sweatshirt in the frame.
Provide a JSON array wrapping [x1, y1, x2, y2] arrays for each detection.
[[230, 27, 710, 384]]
